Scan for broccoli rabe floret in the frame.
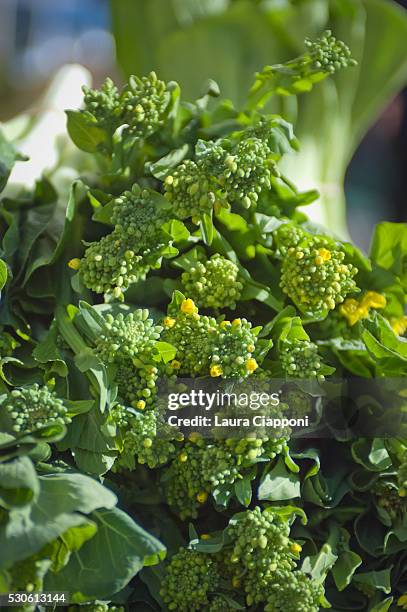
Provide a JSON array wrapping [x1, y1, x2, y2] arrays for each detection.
[[83, 78, 121, 133], [1, 384, 70, 433], [280, 339, 324, 379], [95, 310, 162, 363], [220, 137, 276, 209], [210, 318, 258, 378], [112, 405, 178, 470], [162, 299, 218, 376], [181, 254, 243, 310], [164, 160, 219, 220], [280, 235, 358, 315], [160, 548, 219, 611], [78, 186, 171, 299], [265, 570, 324, 612], [120, 71, 171, 140]]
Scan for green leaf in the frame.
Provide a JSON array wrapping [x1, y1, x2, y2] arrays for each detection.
[[200, 211, 214, 245], [302, 544, 338, 583], [147, 144, 189, 179], [0, 128, 24, 192], [0, 260, 8, 291], [368, 598, 393, 612], [0, 456, 39, 509], [332, 550, 362, 591], [45, 507, 166, 602], [234, 476, 252, 507], [66, 111, 108, 154], [353, 568, 392, 595], [154, 341, 177, 364], [258, 458, 300, 501]]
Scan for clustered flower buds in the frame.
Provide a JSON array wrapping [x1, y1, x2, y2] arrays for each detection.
[[280, 236, 358, 315], [1, 384, 70, 433], [181, 254, 243, 310], [79, 185, 171, 299]]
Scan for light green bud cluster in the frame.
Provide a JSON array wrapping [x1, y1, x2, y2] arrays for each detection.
[[95, 310, 162, 363], [160, 548, 220, 611], [115, 362, 159, 408], [79, 186, 171, 299], [83, 78, 121, 131], [280, 339, 323, 379], [181, 254, 243, 310], [116, 409, 177, 470], [224, 435, 285, 463], [111, 188, 170, 251], [224, 507, 301, 606], [162, 306, 218, 376], [220, 138, 275, 209], [164, 160, 218, 220], [163, 442, 210, 519], [265, 570, 324, 612], [1, 384, 70, 433], [120, 71, 171, 139], [274, 223, 306, 255], [306, 30, 357, 74], [374, 481, 406, 521], [201, 444, 240, 487], [280, 236, 358, 315], [281, 388, 313, 419], [163, 301, 261, 378], [210, 318, 258, 378]]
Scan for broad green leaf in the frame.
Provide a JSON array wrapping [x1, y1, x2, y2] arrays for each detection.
[[45, 507, 166, 602], [0, 456, 39, 509], [332, 550, 362, 591], [258, 457, 300, 501], [353, 568, 392, 595], [302, 544, 338, 583], [66, 111, 108, 154]]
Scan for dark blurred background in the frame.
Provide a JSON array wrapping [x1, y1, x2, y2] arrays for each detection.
[[0, 0, 405, 249]]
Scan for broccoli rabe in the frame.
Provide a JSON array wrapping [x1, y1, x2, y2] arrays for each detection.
[[210, 318, 258, 378], [0, 384, 70, 433], [265, 569, 324, 612], [82, 71, 171, 143], [95, 310, 162, 363], [113, 406, 178, 470], [280, 339, 323, 379], [78, 186, 171, 299], [280, 235, 358, 315], [160, 548, 219, 611], [181, 254, 243, 310]]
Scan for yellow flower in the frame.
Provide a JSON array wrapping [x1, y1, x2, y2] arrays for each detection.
[[180, 298, 197, 315], [391, 316, 407, 337], [210, 364, 223, 377], [179, 452, 188, 463], [220, 320, 231, 330], [196, 491, 208, 504], [232, 318, 241, 326], [360, 291, 387, 310], [290, 543, 302, 554], [163, 316, 175, 328], [131, 400, 146, 410], [398, 594, 407, 609], [171, 360, 181, 370], [68, 258, 81, 270], [315, 248, 331, 265], [340, 298, 367, 326], [246, 358, 258, 373]]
